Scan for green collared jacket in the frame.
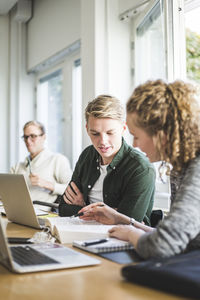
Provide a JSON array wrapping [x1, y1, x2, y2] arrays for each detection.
[[59, 138, 155, 225]]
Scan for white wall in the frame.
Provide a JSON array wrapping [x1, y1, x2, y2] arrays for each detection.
[[0, 16, 9, 172], [18, 24, 35, 161], [9, 9, 35, 168], [81, 0, 102, 147], [27, 0, 81, 71], [81, 0, 131, 148], [0, 0, 132, 170], [107, 0, 131, 101]]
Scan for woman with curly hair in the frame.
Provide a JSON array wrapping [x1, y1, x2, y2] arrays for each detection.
[[79, 79, 200, 259]]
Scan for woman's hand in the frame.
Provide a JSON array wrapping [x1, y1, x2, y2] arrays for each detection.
[[63, 182, 85, 206], [109, 225, 145, 248], [78, 202, 128, 225]]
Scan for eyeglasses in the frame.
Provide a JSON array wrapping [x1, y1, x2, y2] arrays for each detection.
[[21, 134, 43, 141]]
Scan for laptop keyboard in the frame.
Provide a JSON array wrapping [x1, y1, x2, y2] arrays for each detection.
[[10, 246, 59, 266]]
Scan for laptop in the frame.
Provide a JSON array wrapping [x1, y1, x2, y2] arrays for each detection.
[[0, 174, 49, 229], [0, 216, 100, 273]]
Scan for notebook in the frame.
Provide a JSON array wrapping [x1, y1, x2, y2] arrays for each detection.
[[73, 238, 134, 254], [0, 216, 100, 273], [73, 238, 142, 264], [0, 174, 47, 229]]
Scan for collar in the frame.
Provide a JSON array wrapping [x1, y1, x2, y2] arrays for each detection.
[[25, 148, 51, 166], [95, 137, 127, 170]]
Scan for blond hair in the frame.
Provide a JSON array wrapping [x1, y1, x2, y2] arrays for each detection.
[[85, 95, 124, 123], [127, 79, 200, 172], [23, 120, 46, 134]]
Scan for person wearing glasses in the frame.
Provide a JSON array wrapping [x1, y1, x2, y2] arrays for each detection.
[[11, 121, 72, 208], [59, 95, 156, 225]]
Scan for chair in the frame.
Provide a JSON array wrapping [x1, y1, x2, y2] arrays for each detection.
[[150, 209, 164, 227]]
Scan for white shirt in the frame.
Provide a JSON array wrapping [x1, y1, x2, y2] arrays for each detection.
[[10, 148, 72, 204], [88, 164, 108, 203]]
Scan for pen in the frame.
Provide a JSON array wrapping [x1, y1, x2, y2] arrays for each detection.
[[71, 204, 105, 218], [83, 238, 109, 247], [71, 212, 84, 218]]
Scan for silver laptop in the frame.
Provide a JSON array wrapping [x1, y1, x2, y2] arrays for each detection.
[[0, 174, 47, 229], [0, 216, 100, 273]]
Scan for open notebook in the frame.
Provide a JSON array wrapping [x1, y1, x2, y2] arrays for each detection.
[[44, 216, 114, 243], [0, 216, 100, 273]]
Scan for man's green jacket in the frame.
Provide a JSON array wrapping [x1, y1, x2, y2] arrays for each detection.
[[59, 138, 155, 225]]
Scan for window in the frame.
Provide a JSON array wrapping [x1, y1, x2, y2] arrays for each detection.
[[131, 0, 187, 84], [36, 52, 82, 166], [37, 70, 64, 153], [185, 1, 200, 84], [133, 0, 167, 86]]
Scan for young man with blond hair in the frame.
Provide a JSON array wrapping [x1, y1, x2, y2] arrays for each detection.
[[59, 95, 155, 225]]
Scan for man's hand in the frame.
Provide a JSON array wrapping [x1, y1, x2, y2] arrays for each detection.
[[29, 173, 54, 192], [63, 182, 85, 206]]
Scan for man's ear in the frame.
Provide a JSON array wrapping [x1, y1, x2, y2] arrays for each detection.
[[86, 123, 88, 133]]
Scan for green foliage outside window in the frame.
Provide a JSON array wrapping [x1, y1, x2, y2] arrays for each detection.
[[186, 28, 200, 83]]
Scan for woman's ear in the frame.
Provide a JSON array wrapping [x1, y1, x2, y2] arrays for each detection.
[[155, 131, 167, 146], [162, 132, 167, 146]]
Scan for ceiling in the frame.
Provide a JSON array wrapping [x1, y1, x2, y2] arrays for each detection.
[[0, 0, 17, 15]]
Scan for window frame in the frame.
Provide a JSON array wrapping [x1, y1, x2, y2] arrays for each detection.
[[131, 0, 186, 84]]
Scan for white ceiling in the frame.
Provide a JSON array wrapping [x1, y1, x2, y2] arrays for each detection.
[[0, 0, 17, 15]]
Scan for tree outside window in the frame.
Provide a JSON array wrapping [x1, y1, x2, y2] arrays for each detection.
[[185, 6, 200, 83]]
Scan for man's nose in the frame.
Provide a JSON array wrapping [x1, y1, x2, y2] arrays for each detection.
[[99, 133, 108, 143]]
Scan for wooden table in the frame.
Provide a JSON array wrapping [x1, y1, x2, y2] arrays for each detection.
[[0, 220, 188, 300]]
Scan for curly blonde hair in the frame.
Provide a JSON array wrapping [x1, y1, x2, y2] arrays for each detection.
[[85, 95, 124, 123], [127, 79, 200, 172]]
